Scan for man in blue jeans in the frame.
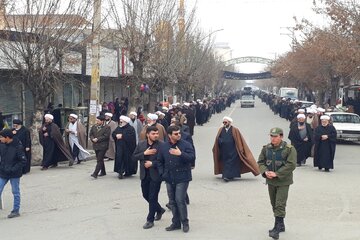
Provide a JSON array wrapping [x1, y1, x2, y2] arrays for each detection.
[[0, 129, 27, 218], [158, 125, 195, 233]]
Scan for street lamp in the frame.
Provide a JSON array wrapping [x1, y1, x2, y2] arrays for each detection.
[[198, 28, 224, 44]]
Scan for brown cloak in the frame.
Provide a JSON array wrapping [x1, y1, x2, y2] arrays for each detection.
[[105, 120, 117, 159], [139, 123, 167, 142], [212, 126, 260, 176], [39, 123, 73, 162]]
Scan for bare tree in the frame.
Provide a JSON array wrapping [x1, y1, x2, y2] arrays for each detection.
[[271, 0, 360, 105], [107, 0, 180, 109], [0, 0, 92, 163]]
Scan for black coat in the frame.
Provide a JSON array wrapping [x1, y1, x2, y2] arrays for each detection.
[[132, 140, 162, 181], [0, 138, 27, 179], [13, 126, 32, 173], [157, 139, 195, 184], [314, 124, 337, 169], [288, 122, 313, 162], [113, 124, 137, 175]]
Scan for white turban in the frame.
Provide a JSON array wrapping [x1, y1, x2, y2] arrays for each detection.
[[223, 116, 233, 123], [310, 104, 317, 109], [162, 107, 169, 111], [69, 113, 78, 119], [297, 114, 306, 119], [44, 114, 54, 120], [317, 107, 325, 113], [297, 109, 305, 113], [306, 108, 315, 114], [119, 115, 131, 123], [147, 113, 158, 121], [320, 115, 330, 120], [156, 111, 165, 116], [184, 102, 190, 107], [129, 111, 137, 117], [105, 112, 113, 118]]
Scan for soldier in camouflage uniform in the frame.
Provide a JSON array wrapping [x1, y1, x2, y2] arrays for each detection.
[[257, 127, 297, 239]]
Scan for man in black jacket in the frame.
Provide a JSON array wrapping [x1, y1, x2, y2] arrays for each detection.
[[158, 125, 196, 233], [12, 119, 32, 174], [0, 129, 27, 218], [132, 126, 165, 229]]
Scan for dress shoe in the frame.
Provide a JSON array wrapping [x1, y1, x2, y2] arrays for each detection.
[[98, 173, 106, 177], [40, 167, 48, 171], [155, 208, 166, 221], [7, 211, 20, 218], [90, 174, 97, 179], [49, 164, 58, 168], [165, 224, 181, 231], [143, 221, 154, 229], [165, 203, 172, 210], [223, 177, 229, 182], [182, 223, 190, 233], [118, 173, 123, 179], [69, 160, 74, 166]]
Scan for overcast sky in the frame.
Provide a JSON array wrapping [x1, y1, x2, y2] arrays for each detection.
[[187, 0, 326, 73]]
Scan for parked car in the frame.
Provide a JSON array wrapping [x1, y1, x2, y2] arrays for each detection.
[[298, 100, 314, 109], [240, 95, 255, 108], [325, 112, 360, 141]]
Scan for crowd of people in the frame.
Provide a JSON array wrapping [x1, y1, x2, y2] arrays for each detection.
[[0, 89, 343, 239], [0, 92, 239, 232], [259, 91, 337, 172]]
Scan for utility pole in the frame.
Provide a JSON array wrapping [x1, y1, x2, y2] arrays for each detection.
[[89, 0, 101, 126]]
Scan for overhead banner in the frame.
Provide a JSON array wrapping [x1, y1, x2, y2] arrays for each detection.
[[223, 71, 272, 80]]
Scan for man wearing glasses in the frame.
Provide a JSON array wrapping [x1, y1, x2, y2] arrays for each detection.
[[257, 127, 296, 239], [213, 116, 260, 182], [157, 125, 195, 233]]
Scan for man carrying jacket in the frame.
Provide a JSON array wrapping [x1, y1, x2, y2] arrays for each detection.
[[157, 125, 196, 233], [132, 126, 165, 229], [0, 129, 27, 218]]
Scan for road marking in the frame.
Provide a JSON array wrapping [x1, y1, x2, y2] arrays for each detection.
[[228, 100, 239, 117]]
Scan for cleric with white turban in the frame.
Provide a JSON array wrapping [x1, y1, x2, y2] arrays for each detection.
[[120, 115, 131, 125], [44, 113, 54, 120]]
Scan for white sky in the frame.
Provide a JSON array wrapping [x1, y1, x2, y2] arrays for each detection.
[[187, 0, 326, 73]]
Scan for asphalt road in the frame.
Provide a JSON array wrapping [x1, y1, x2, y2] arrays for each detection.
[[1, 98, 360, 240]]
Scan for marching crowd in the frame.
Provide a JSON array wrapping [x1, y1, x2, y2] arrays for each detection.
[[0, 93, 238, 233], [0, 90, 339, 239], [259, 92, 337, 172]]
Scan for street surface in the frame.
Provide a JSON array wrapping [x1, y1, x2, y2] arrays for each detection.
[[1, 98, 360, 240]]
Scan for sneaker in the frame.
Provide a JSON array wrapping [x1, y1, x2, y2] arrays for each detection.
[[8, 211, 20, 218]]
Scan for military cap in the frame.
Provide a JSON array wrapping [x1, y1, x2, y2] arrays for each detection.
[[269, 127, 283, 136]]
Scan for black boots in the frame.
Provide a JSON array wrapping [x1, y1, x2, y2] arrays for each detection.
[[269, 217, 285, 239]]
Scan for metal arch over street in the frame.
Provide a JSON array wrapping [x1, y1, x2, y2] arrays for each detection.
[[224, 56, 273, 66], [222, 56, 273, 80]]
